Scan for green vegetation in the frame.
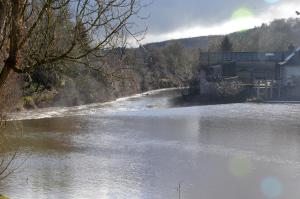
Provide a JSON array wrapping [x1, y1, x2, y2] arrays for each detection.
[[4, 17, 300, 109], [209, 18, 300, 52], [15, 42, 197, 108], [0, 0, 147, 109], [148, 18, 300, 52]]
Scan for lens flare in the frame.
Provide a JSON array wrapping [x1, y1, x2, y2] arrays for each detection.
[[261, 177, 283, 198], [231, 7, 254, 21], [229, 155, 252, 177], [264, 0, 280, 4]]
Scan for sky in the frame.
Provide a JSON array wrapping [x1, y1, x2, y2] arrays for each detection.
[[134, 0, 300, 44]]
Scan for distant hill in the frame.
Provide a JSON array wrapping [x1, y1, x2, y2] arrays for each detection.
[[144, 18, 300, 52], [144, 35, 222, 50]]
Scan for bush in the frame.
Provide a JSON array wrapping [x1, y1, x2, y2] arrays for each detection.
[[22, 96, 36, 109]]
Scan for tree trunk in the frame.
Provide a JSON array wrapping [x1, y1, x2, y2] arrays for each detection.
[[0, 0, 22, 89], [0, 0, 8, 89], [0, 65, 12, 89], [0, 1, 5, 33]]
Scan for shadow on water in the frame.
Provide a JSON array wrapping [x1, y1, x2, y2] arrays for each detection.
[[169, 94, 247, 108], [2, 117, 84, 154]]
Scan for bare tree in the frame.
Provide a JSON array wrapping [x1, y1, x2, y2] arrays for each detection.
[[0, 0, 146, 89]]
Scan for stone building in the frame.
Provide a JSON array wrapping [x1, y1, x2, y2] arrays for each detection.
[[199, 47, 300, 100]]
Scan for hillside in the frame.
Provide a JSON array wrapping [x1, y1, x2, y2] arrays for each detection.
[[144, 35, 222, 49], [145, 18, 300, 52]]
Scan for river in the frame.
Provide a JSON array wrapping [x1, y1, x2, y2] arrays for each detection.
[[1, 89, 300, 199]]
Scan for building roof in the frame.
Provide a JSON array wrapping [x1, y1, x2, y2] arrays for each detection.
[[200, 52, 287, 66], [278, 47, 300, 65]]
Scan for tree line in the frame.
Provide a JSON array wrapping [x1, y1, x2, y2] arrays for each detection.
[[0, 0, 145, 98]]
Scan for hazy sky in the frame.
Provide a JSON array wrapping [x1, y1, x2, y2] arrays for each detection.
[[135, 0, 300, 44]]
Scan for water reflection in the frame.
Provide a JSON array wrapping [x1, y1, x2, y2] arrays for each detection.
[[2, 90, 300, 198]]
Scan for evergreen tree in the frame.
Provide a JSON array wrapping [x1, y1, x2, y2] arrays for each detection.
[[220, 36, 233, 52]]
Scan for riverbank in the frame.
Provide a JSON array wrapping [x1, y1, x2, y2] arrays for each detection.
[[12, 87, 253, 120], [13, 43, 198, 111], [17, 75, 181, 111], [171, 91, 249, 107], [8, 88, 182, 121]]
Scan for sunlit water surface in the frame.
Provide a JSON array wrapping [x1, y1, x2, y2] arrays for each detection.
[[2, 89, 300, 199]]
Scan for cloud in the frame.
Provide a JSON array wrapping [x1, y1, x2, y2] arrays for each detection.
[[133, 0, 300, 44]]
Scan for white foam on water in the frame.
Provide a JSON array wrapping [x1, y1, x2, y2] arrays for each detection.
[[7, 88, 180, 121]]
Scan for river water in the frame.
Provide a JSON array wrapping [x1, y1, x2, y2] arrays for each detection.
[[2, 89, 300, 199]]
